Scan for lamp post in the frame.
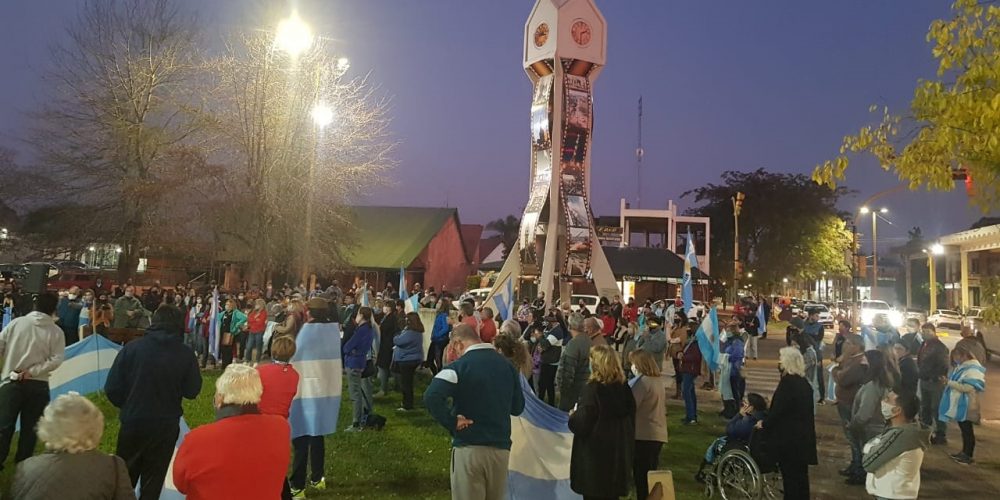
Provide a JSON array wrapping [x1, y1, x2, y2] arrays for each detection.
[[926, 243, 944, 312], [275, 12, 313, 57], [732, 192, 745, 306], [782, 277, 789, 296], [301, 103, 334, 286], [821, 270, 827, 301], [859, 206, 887, 299]]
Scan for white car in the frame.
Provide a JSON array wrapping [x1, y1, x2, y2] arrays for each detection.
[[928, 309, 963, 329], [966, 307, 997, 361], [804, 303, 835, 328], [859, 300, 903, 328], [570, 294, 600, 314]]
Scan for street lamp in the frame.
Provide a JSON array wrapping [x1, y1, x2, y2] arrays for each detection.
[[924, 243, 945, 312], [311, 103, 334, 129], [336, 57, 351, 72], [747, 272, 753, 278], [275, 12, 313, 56], [860, 206, 888, 299]]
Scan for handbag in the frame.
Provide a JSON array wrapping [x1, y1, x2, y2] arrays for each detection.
[[361, 359, 377, 378]]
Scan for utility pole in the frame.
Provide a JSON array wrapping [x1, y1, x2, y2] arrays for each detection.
[[732, 192, 745, 307], [636, 96, 643, 208]]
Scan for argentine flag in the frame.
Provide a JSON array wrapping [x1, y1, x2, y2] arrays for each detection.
[[695, 307, 721, 372], [756, 303, 767, 335], [288, 321, 343, 438], [399, 266, 408, 301], [208, 288, 220, 359], [939, 361, 986, 423], [682, 228, 698, 313], [508, 377, 580, 499], [491, 272, 516, 321]]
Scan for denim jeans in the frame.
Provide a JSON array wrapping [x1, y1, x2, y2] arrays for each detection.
[[919, 378, 947, 438], [346, 368, 373, 426], [837, 402, 862, 474], [377, 366, 392, 393], [244, 332, 264, 363], [682, 373, 698, 422]]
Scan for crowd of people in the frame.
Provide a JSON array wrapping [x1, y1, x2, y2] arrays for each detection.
[[0, 281, 992, 500]]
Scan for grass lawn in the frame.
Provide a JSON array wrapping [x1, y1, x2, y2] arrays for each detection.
[[1, 370, 724, 500]]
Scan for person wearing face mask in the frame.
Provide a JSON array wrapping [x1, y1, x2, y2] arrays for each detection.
[[628, 349, 667, 500], [216, 299, 248, 370], [93, 293, 114, 337], [667, 313, 688, 400], [375, 300, 400, 398], [77, 289, 95, 339], [678, 319, 703, 425], [244, 299, 268, 366], [56, 285, 84, 346], [939, 344, 986, 465], [343, 306, 376, 431], [0, 292, 66, 467], [113, 285, 147, 329], [185, 295, 210, 367], [846, 350, 898, 485], [861, 390, 927, 500]]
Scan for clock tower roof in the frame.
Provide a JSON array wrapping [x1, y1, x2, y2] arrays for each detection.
[[523, 0, 607, 70]]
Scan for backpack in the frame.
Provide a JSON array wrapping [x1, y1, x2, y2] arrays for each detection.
[[364, 413, 387, 430]]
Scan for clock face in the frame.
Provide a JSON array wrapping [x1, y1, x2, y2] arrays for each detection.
[[571, 20, 592, 47], [534, 23, 549, 48]]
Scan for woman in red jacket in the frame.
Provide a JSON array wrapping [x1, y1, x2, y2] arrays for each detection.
[[245, 299, 268, 366], [678, 323, 704, 425]]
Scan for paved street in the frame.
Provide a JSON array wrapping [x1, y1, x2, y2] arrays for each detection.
[[664, 323, 1000, 498]]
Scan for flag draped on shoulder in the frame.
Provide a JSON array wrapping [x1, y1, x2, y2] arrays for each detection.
[[508, 376, 580, 499], [939, 361, 986, 423], [695, 307, 721, 372], [682, 228, 698, 312], [289, 321, 343, 438], [756, 303, 767, 335]]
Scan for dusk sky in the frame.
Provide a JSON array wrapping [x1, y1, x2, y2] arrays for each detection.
[[2, 0, 996, 253]]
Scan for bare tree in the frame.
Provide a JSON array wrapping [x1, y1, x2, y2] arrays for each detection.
[[28, 0, 212, 281], [206, 30, 395, 282]]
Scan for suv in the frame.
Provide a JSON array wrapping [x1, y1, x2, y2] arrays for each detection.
[[570, 294, 599, 314], [859, 299, 903, 328], [966, 308, 997, 361]]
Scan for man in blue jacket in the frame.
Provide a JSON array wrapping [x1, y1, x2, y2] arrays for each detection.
[[424, 324, 525, 500], [105, 304, 202, 500]]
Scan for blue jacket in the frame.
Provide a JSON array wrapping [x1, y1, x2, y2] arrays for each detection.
[[343, 322, 375, 370], [725, 338, 745, 377], [424, 344, 525, 449], [431, 313, 451, 343], [393, 329, 425, 363], [726, 410, 767, 442]]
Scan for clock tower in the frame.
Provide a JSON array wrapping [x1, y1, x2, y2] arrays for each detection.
[[487, 0, 618, 310]]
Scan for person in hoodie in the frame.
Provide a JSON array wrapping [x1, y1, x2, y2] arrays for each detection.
[[863, 390, 928, 500], [427, 300, 452, 374], [568, 344, 636, 500], [0, 292, 65, 468], [104, 304, 202, 500]]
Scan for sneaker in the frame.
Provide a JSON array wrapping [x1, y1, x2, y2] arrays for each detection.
[[930, 435, 948, 445], [374, 391, 386, 398], [952, 453, 974, 465], [844, 475, 866, 485], [290, 487, 306, 499], [310, 477, 326, 490], [396, 407, 411, 412], [684, 419, 699, 426], [344, 425, 363, 433]]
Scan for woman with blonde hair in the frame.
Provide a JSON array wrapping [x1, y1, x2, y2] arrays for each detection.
[[629, 349, 667, 500], [12, 393, 135, 499], [569, 345, 636, 500]]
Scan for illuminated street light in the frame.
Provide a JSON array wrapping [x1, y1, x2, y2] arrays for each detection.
[[311, 103, 334, 129], [859, 206, 870, 214], [275, 12, 313, 56], [930, 243, 944, 255], [336, 57, 351, 72], [747, 272, 753, 278], [88, 246, 96, 252], [879, 207, 888, 214], [115, 247, 123, 254], [782, 277, 789, 283]]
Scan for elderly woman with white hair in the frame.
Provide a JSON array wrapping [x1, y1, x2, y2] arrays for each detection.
[[755, 346, 818, 500], [173, 364, 290, 500], [12, 393, 135, 500]]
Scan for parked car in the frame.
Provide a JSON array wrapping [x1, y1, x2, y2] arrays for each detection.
[[928, 309, 963, 328], [859, 299, 903, 327], [0, 263, 27, 280], [570, 294, 600, 314], [966, 307, 997, 361], [46, 270, 116, 294], [466, 287, 492, 305], [903, 308, 927, 325], [804, 303, 835, 328]]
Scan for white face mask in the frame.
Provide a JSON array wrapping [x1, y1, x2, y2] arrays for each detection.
[[631, 365, 640, 377], [68, 294, 77, 300], [881, 401, 898, 420]]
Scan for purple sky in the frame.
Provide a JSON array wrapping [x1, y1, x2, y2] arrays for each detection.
[[2, 0, 996, 253]]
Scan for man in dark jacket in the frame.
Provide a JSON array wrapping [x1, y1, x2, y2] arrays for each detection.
[[557, 313, 592, 411], [105, 304, 202, 500], [375, 300, 399, 397], [424, 324, 524, 500], [916, 323, 950, 445]]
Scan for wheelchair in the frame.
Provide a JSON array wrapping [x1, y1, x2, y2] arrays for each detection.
[[702, 430, 782, 500]]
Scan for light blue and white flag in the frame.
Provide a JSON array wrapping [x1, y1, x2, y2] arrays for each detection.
[[360, 284, 371, 308], [682, 228, 698, 312], [404, 294, 421, 314], [508, 376, 580, 500], [48, 333, 122, 397], [491, 272, 516, 321], [399, 266, 409, 301], [718, 352, 733, 401], [695, 307, 721, 372], [939, 361, 986, 423], [289, 321, 343, 438], [756, 303, 767, 335], [150, 418, 190, 500], [2, 305, 12, 329], [208, 288, 220, 359]]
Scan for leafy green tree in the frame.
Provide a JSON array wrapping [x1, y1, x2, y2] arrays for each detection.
[[486, 215, 520, 259], [979, 276, 1000, 326], [814, 0, 1000, 210], [682, 169, 852, 293]]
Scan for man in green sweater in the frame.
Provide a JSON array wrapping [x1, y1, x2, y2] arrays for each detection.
[[424, 324, 525, 500]]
